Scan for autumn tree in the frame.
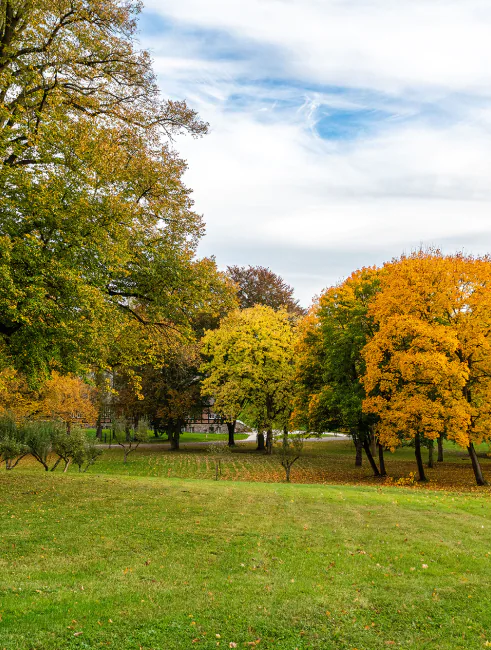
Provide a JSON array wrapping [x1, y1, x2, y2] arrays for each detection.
[[227, 266, 304, 315], [201, 305, 296, 453], [0, 0, 233, 384], [293, 268, 383, 475], [362, 251, 491, 485], [35, 372, 97, 433]]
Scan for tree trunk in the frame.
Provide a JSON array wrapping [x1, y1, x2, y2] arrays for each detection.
[[96, 414, 103, 440], [266, 428, 273, 454], [414, 432, 427, 482], [468, 442, 487, 486], [362, 439, 380, 477], [437, 434, 444, 462], [50, 457, 62, 472], [378, 443, 387, 476], [354, 438, 363, 467], [169, 427, 180, 450], [66, 421, 72, 434], [285, 465, 291, 483], [125, 422, 131, 442], [227, 421, 236, 447], [257, 431, 265, 451], [427, 439, 434, 468], [371, 434, 377, 457], [63, 458, 71, 473]]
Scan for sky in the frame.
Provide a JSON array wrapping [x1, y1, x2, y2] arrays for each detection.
[[138, 0, 491, 307]]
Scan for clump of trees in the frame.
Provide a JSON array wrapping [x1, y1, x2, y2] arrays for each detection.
[[0, 413, 101, 472], [295, 250, 491, 486]]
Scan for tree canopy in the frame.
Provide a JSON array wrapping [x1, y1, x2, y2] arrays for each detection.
[[201, 305, 297, 451], [0, 0, 235, 383], [227, 265, 303, 314]]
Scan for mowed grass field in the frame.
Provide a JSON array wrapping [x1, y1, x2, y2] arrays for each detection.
[[1, 471, 491, 650], [2, 441, 491, 649]]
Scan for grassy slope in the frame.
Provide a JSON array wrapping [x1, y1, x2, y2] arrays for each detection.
[[1, 471, 491, 649]]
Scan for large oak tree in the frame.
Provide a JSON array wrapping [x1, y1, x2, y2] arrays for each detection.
[[0, 0, 233, 382]]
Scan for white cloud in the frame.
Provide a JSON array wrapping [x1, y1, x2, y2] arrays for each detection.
[[145, 0, 491, 97], [140, 1, 491, 305]]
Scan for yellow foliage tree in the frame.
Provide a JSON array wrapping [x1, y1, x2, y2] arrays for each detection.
[[201, 306, 296, 452], [0, 367, 34, 419], [362, 251, 491, 485], [35, 372, 97, 433]]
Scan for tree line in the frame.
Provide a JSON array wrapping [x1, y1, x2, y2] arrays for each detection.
[[1, 3, 490, 487], [294, 250, 491, 486]]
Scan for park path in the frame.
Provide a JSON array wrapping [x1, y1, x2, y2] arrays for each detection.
[[97, 431, 349, 451]]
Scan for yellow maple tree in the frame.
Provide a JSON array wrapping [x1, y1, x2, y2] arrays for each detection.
[[362, 251, 491, 484]]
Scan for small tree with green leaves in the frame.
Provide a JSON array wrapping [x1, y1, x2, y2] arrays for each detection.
[[276, 432, 304, 483], [22, 420, 64, 471], [51, 429, 101, 472], [0, 413, 29, 470], [73, 436, 102, 473]]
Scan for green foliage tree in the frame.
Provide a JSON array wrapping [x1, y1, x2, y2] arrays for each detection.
[[0, 0, 233, 384], [0, 412, 28, 469], [113, 416, 149, 463], [294, 268, 383, 475], [50, 427, 96, 473], [22, 419, 64, 471]]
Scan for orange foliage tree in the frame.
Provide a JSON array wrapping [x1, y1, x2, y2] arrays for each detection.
[[362, 251, 491, 485], [35, 372, 97, 433]]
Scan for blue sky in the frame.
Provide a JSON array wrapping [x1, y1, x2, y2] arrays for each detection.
[[139, 0, 491, 306]]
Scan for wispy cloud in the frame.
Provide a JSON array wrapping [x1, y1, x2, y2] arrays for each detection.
[[139, 0, 491, 305]]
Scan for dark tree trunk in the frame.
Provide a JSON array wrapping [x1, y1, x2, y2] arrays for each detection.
[[50, 457, 62, 472], [169, 427, 180, 450], [371, 434, 377, 457], [285, 465, 291, 483], [427, 439, 434, 468], [66, 421, 72, 434], [96, 414, 103, 440], [362, 439, 380, 477], [257, 431, 265, 451], [354, 438, 363, 467], [266, 428, 273, 455], [227, 421, 236, 447], [378, 443, 387, 476], [437, 434, 444, 462], [414, 433, 427, 482], [468, 442, 487, 486], [125, 422, 131, 442]]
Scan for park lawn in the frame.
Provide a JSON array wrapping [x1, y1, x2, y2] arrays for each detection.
[[84, 429, 248, 444], [1, 471, 491, 650], [15, 439, 491, 492]]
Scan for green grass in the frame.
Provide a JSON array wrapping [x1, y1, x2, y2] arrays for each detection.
[[1, 471, 491, 649], [23, 438, 491, 491], [85, 429, 248, 444]]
